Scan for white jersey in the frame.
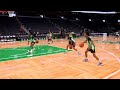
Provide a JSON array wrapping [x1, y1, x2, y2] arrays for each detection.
[[116, 32, 119, 36], [50, 33, 52, 37], [47, 33, 52, 39]]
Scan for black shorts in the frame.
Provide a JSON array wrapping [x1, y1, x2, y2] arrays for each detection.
[[116, 35, 119, 37], [48, 38, 52, 41], [69, 40, 75, 47], [87, 48, 95, 53]]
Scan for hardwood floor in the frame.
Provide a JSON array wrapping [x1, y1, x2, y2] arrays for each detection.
[[0, 37, 120, 79]]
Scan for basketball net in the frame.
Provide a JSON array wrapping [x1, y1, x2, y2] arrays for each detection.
[[8, 11, 16, 17]]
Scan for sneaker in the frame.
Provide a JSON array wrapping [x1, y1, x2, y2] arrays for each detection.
[[83, 59, 88, 62], [29, 50, 33, 54], [27, 54, 33, 56], [97, 62, 103, 66]]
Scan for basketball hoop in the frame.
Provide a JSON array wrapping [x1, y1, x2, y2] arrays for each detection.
[[8, 11, 16, 17]]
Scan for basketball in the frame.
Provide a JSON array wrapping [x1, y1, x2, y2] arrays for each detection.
[[36, 40, 39, 43], [69, 45, 72, 49], [79, 43, 84, 48]]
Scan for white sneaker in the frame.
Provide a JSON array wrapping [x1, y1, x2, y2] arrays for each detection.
[[29, 50, 33, 53]]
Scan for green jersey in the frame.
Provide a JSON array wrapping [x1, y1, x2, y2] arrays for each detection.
[[29, 35, 35, 42], [86, 37, 95, 50], [68, 34, 75, 42]]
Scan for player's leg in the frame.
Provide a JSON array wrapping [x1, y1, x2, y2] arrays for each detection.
[[66, 44, 70, 50], [93, 53, 99, 61], [64, 44, 70, 54], [116, 35, 117, 39], [73, 47, 77, 51], [48, 38, 50, 44], [114, 35, 117, 39], [29, 42, 33, 53], [92, 53, 102, 66], [84, 50, 89, 62], [91, 48, 102, 66], [30, 42, 34, 52], [28, 34, 30, 45], [72, 42, 77, 51], [117, 35, 119, 39], [65, 40, 71, 53], [84, 48, 89, 62], [51, 38, 53, 43], [72, 42, 80, 54], [66, 40, 71, 50], [29, 42, 35, 53], [28, 40, 30, 45], [50, 37, 53, 43], [73, 46, 80, 55]]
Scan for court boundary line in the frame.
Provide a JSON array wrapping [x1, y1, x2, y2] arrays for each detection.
[[102, 49, 120, 62], [103, 70, 120, 79], [49, 44, 120, 79], [50, 48, 120, 79], [1, 39, 119, 79], [100, 47, 120, 79]]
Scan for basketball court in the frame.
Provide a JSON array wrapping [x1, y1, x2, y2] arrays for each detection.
[[0, 36, 120, 79]]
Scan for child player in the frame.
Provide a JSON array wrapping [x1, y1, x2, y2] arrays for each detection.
[[66, 32, 80, 54], [47, 30, 53, 44], [28, 34, 36, 53], [83, 32, 102, 66]]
